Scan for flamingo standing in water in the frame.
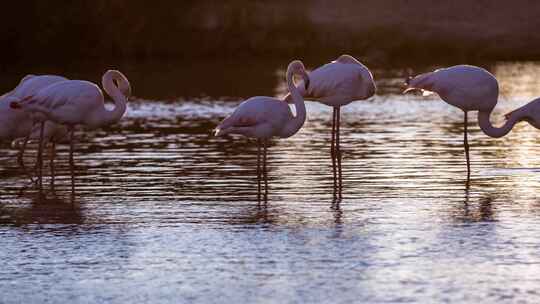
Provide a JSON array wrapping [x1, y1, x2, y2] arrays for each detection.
[[284, 54, 376, 191], [10, 70, 131, 191], [215, 60, 309, 197], [0, 75, 68, 182], [404, 65, 526, 180]]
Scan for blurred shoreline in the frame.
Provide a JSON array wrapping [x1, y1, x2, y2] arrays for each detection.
[[3, 1, 540, 67]]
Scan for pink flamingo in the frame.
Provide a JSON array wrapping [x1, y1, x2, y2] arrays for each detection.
[[0, 75, 68, 181], [284, 54, 376, 189], [405, 65, 527, 180], [10, 70, 131, 191], [215, 60, 309, 196]]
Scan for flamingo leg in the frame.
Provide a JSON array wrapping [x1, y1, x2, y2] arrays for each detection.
[[17, 135, 35, 184], [263, 139, 268, 200], [331, 107, 337, 190], [37, 122, 45, 193], [49, 141, 56, 191], [336, 107, 342, 195], [257, 139, 261, 202], [69, 128, 75, 194], [463, 111, 471, 182]]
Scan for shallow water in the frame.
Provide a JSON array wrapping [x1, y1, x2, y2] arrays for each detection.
[[2, 61, 540, 303]]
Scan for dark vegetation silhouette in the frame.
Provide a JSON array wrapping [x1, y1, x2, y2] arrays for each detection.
[[3, 1, 540, 66]]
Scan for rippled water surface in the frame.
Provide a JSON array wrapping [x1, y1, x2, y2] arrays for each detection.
[[2, 61, 540, 303]]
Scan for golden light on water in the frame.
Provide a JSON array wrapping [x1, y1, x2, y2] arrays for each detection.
[[492, 62, 540, 100]]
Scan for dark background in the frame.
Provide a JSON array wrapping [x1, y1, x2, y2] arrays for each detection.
[[1, 1, 539, 99], [3, 0, 540, 66]]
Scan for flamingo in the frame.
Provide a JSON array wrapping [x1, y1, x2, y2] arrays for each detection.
[[10, 70, 131, 191], [215, 60, 309, 197], [0, 75, 68, 181], [504, 97, 540, 128], [284, 54, 376, 191], [404, 65, 524, 180]]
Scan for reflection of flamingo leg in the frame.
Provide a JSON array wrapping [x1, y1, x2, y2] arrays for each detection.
[[49, 142, 56, 191], [37, 122, 45, 193], [17, 135, 35, 184], [69, 128, 75, 193], [463, 111, 471, 183], [263, 139, 268, 200], [257, 139, 261, 202]]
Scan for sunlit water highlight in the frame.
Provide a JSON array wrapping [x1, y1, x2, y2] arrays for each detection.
[[1, 62, 540, 303]]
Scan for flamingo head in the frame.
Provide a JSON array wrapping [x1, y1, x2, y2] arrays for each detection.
[[403, 75, 418, 94], [403, 72, 436, 96], [405, 76, 413, 86], [304, 74, 310, 91], [288, 60, 310, 92]]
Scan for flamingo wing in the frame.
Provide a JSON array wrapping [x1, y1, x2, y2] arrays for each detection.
[[216, 97, 290, 137], [306, 62, 363, 99], [11, 75, 68, 99]]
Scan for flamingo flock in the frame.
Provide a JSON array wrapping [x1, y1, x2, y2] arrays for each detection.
[[1, 55, 539, 197], [1, 70, 131, 194]]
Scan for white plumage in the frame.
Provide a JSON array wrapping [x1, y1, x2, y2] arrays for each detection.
[[405, 64, 527, 179], [0, 74, 69, 182], [10, 70, 131, 191], [12, 70, 131, 128], [0, 74, 68, 141], [285, 54, 376, 192], [215, 60, 309, 196], [216, 60, 308, 139]]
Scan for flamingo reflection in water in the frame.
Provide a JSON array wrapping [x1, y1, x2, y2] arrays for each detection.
[[3, 188, 82, 226]]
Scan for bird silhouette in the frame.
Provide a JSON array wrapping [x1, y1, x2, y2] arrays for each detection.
[[0, 74, 68, 182], [215, 60, 309, 197], [10, 70, 131, 192], [405, 65, 524, 180], [284, 54, 376, 190]]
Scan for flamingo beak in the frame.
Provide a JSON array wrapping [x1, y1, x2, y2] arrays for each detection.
[[402, 76, 416, 94], [303, 72, 310, 92], [405, 76, 413, 86]]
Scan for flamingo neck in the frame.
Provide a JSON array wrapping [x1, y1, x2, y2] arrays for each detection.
[[281, 69, 306, 138], [95, 70, 130, 127], [477, 110, 518, 138]]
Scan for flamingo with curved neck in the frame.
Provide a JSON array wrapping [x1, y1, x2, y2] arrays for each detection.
[[280, 62, 307, 138], [477, 111, 520, 138], [0, 74, 69, 185], [405, 65, 524, 180], [10, 69, 131, 191], [215, 60, 309, 198], [284, 54, 376, 193]]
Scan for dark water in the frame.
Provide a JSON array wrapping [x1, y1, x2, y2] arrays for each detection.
[[2, 61, 540, 303]]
